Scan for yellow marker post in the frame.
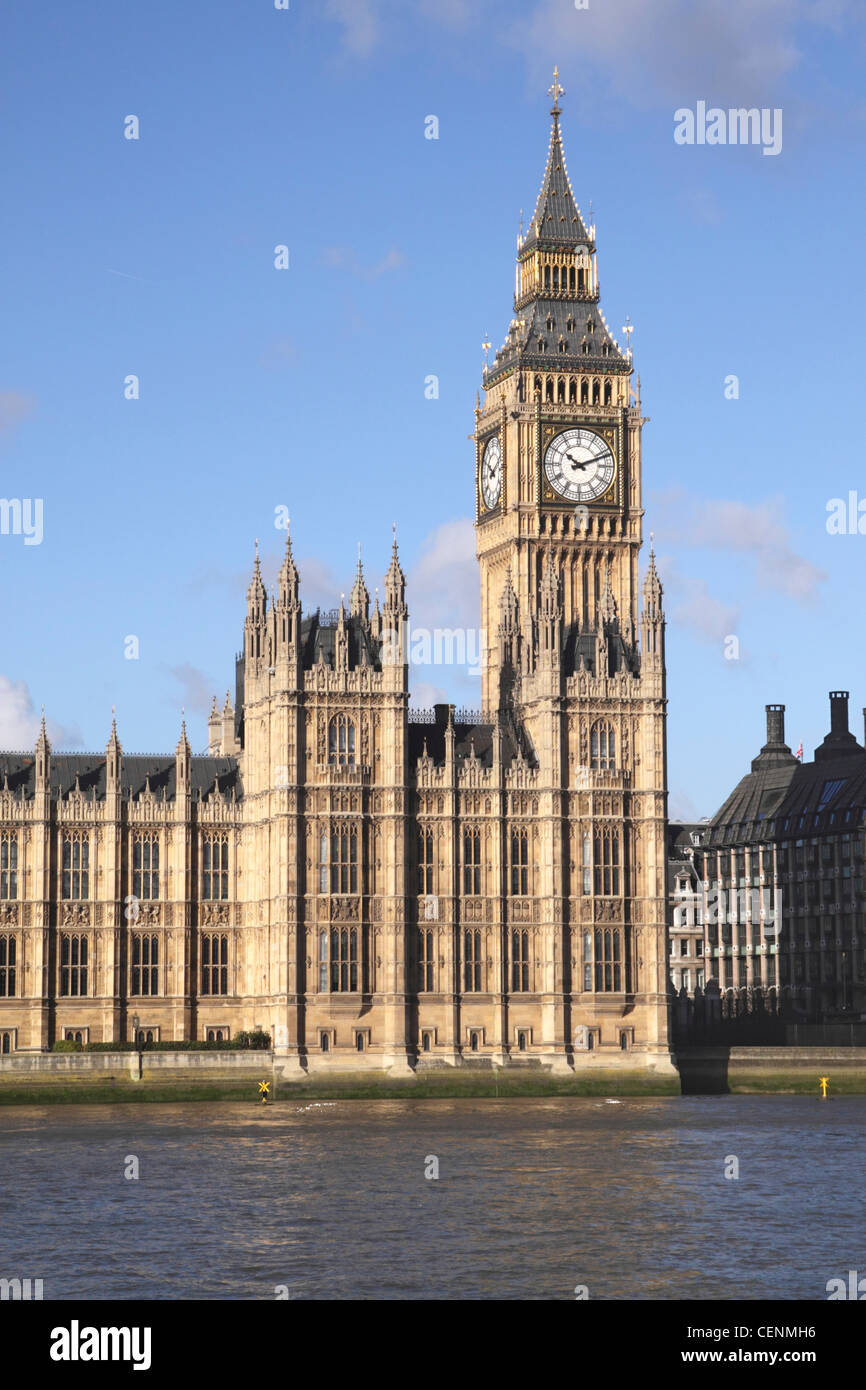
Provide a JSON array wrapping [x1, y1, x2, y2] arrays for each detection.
[[258, 1080, 270, 1105], [819, 1076, 829, 1098]]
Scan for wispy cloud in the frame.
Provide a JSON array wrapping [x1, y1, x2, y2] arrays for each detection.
[[320, 245, 408, 281], [652, 490, 826, 603], [407, 518, 479, 633], [324, 0, 382, 57], [0, 674, 81, 751], [508, 0, 818, 108], [165, 663, 216, 717], [0, 391, 36, 437], [259, 338, 298, 369], [657, 558, 742, 646]]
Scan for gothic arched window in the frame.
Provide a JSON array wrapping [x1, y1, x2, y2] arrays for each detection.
[[0, 935, 16, 997], [590, 721, 616, 771], [0, 835, 18, 900], [592, 831, 621, 896], [61, 833, 89, 901], [60, 933, 88, 996], [511, 929, 530, 992], [328, 714, 356, 767], [593, 927, 623, 992], [510, 829, 529, 896], [463, 930, 482, 992], [463, 829, 482, 895]]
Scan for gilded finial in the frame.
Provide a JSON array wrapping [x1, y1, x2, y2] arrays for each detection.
[[548, 65, 565, 114]]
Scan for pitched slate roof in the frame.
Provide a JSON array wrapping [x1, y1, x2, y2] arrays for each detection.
[[706, 705, 866, 847], [300, 612, 381, 671], [0, 753, 241, 802], [484, 110, 629, 387], [521, 111, 591, 251]]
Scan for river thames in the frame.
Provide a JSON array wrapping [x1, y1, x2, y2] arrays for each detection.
[[0, 1096, 861, 1300]]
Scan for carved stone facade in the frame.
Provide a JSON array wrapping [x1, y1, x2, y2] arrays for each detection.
[[0, 92, 672, 1074]]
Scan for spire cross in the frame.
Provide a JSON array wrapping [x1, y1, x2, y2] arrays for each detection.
[[482, 332, 491, 365], [548, 66, 565, 111], [621, 316, 634, 358]]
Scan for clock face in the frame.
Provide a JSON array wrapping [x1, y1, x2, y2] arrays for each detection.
[[481, 435, 502, 510], [544, 427, 615, 503]]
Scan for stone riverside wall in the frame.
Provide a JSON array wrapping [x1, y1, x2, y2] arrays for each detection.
[[0, 1052, 271, 1082]]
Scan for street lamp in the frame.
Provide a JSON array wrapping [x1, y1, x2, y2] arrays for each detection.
[[131, 1011, 140, 1048]]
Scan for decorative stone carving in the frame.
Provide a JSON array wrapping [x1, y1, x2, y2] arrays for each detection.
[[201, 904, 228, 927], [61, 903, 90, 927], [332, 898, 359, 921], [0, 903, 18, 926], [594, 899, 622, 923]]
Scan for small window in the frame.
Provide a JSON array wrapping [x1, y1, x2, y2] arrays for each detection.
[[422, 1031, 432, 1052], [518, 1031, 527, 1052], [321, 1033, 330, 1053], [470, 1031, 479, 1053]]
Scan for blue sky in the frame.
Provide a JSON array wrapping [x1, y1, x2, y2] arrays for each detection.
[[1, 0, 865, 818]]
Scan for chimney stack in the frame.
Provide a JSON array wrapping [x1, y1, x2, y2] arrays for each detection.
[[815, 689, 860, 762], [766, 704, 785, 745], [830, 690, 850, 736], [752, 701, 797, 771]]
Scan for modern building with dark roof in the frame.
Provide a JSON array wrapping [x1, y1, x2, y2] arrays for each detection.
[[670, 694, 866, 1030]]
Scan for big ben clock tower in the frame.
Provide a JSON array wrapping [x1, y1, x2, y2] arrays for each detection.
[[474, 70, 672, 1066]]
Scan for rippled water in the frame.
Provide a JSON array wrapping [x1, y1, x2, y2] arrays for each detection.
[[0, 1096, 861, 1299]]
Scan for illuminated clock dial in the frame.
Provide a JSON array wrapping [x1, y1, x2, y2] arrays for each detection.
[[481, 435, 502, 510], [544, 427, 615, 502]]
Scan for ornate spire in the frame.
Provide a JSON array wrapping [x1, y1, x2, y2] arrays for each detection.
[[642, 534, 663, 618], [277, 524, 300, 609], [175, 712, 191, 758], [106, 707, 122, 780], [498, 565, 520, 633], [522, 68, 590, 252], [350, 542, 370, 621], [384, 523, 407, 615], [600, 562, 618, 624], [540, 544, 561, 617], [246, 539, 266, 611]]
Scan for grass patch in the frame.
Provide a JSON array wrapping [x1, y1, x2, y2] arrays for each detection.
[[4, 1067, 866, 1107], [0, 1068, 680, 1106], [727, 1071, 866, 1096]]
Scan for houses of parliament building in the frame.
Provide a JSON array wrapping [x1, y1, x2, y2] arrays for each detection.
[[0, 80, 674, 1074]]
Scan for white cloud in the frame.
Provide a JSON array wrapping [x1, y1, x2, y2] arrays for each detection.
[[296, 553, 343, 615], [409, 679, 451, 709], [652, 490, 826, 603], [508, 0, 815, 108], [662, 565, 742, 647], [324, 0, 381, 56], [669, 789, 709, 822], [0, 675, 81, 750], [407, 518, 479, 633], [166, 663, 215, 717], [320, 245, 408, 281], [0, 391, 35, 436]]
